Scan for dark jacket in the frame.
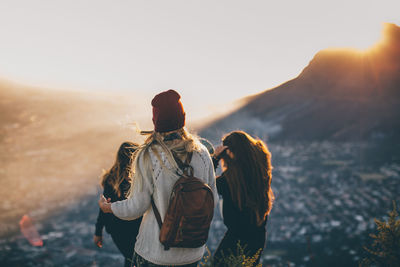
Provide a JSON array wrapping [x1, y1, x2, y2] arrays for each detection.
[[95, 179, 142, 236], [216, 174, 267, 239], [213, 168, 267, 266]]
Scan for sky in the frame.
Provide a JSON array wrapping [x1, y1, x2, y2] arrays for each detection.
[[0, 0, 399, 121]]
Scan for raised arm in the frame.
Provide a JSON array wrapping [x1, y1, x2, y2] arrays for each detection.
[[99, 154, 153, 220], [212, 146, 228, 171]]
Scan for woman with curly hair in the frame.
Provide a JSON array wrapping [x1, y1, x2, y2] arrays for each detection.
[[212, 131, 274, 266]]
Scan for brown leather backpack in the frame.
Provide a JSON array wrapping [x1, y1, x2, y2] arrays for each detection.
[[151, 151, 214, 250]]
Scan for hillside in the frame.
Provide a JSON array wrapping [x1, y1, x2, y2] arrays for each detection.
[[201, 23, 400, 162], [0, 81, 147, 236]]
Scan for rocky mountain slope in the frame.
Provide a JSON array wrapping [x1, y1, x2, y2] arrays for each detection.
[[201, 23, 400, 160]]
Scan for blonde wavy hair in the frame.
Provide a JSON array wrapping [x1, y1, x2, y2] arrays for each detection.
[[127, 127, 201, 197]]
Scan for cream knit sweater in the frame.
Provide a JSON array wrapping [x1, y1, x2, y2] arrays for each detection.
[[111, 144, 218, 265]]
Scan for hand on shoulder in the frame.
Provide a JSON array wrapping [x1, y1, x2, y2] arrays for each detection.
[[98, 195, 112, 213]]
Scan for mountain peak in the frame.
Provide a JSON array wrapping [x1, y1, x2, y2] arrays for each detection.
[[299, 23, 400, 87], [382, 22, 400, 44], [201, 23, 400, 144]]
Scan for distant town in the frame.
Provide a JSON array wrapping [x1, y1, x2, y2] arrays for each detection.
[[1, 141, 399, 266]]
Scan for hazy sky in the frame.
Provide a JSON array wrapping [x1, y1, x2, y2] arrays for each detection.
[[0, 0, 399, 121]]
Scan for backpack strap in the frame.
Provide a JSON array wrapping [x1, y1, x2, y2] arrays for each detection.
[[185, 151, 193, 165], [151, 196, 171, 251], [149, 148, 192, 229], [171, 151, 193, 176], [151, 196, 163, 229]]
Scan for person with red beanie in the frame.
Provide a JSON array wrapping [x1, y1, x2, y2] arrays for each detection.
[[99, 89, 218, 267]]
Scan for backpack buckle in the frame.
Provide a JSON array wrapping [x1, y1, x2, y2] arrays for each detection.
[[184, 165, 194, 177]]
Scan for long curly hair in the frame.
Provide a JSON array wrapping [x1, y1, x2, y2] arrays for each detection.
[[101, 141, 139, 198], [221, 131, 274, 226]]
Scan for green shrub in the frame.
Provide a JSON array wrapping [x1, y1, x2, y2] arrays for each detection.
[[200, 242, 262, 267], [360, 200, 400, 267]]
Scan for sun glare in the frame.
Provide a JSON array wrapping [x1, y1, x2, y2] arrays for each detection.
[[347, 30, 382, 52]]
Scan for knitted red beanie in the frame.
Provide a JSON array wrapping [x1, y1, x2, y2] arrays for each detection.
[[151, 89, 186, 133]]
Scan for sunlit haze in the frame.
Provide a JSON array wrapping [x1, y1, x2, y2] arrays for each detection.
[[0, 0, 399, 121]]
